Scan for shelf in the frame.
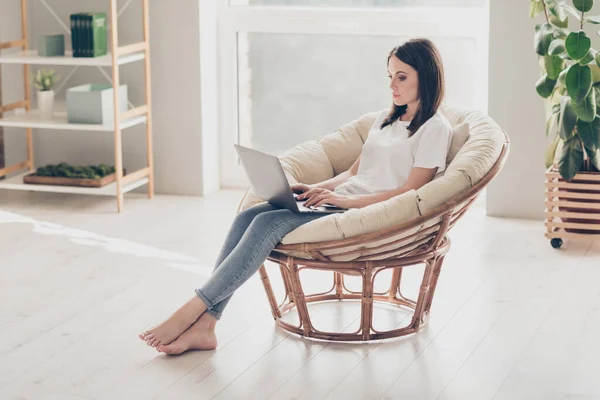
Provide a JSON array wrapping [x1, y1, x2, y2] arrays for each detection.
[[0, 110, 147, 131], [0, 172, 149, 196], [0, 50, 145, 67]]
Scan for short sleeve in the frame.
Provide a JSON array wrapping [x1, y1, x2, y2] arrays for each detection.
[[413, 117, 452, 174]]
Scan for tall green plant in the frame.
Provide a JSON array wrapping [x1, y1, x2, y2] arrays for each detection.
[[531, 0, 600, 180]]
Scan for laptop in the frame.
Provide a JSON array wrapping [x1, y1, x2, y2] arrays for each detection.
[[234, 144, 347, 214]]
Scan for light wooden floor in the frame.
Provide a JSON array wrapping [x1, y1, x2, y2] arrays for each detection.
[[0, 189, 599, 400]]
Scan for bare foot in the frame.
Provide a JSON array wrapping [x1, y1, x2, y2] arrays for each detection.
[[139, 296, 207, 347], [157, 313, 218, 355]]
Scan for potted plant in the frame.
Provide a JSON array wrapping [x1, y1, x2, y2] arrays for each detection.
[[33, 68, 59, 120], [531, 0, 600, 247]]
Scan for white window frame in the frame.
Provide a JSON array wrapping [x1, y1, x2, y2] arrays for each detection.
[[217, 2, 490, 188]]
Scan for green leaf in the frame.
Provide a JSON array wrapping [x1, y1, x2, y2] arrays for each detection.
[[554, 28, 571, 39], [581, 49, 599, 64], [585, 145, 600, 169], [574, 0, 594, 12], [585, 15, 600, 23], [564, 3, 583, 19], [592, 64, 600, 83], [545, 55, 566, 79], [535, 24, 555, 55], [550, 14, 569, 28], [548, 1, 569, 27], [549, 39, 566, 55], [558, 96, 578, 140], [576, 118, 600, 150], [530, 0, 546, 18], [546, 134, 561, 168], [566, 63, 592, 102], [566, 31, 591, 60], [537, 75, 558, 98], [594, 84, 600, 112], [558, 68, 569, 86], [572, 88, 596, 121], [559, 52, 574, 60], [558, 135, 585, 180], [546, 105, 561, 137]]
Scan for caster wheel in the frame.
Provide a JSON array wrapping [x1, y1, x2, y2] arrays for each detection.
[[550, 238, 563, 249]]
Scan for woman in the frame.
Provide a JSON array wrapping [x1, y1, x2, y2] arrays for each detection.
[[139, 37, 453, 355]]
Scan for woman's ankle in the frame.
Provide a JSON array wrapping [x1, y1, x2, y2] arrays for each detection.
[[197, 312, 218, 329]]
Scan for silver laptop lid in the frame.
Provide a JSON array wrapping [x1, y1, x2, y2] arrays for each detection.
[[234, 144, 300, 212]]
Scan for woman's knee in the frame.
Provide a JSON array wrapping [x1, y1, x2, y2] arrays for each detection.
[[236, 202, 277, 222], [249, 210, 297, 241]]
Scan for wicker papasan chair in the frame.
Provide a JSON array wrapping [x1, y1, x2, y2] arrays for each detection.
[[237, 106, 510, 342]]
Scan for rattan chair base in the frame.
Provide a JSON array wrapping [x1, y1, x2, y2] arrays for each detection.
[[260, 238, 450, 342], [242, 126, 510, 343]]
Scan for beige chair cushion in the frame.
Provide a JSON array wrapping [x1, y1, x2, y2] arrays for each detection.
[[239, 106, 506, 259], [447, 122, 470, 165]]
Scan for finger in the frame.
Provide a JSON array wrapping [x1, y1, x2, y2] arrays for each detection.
[[297, 189, 311, 199], [315, 197, 335, 207], [299, 189, 320, 200], [305, 194, 329, 207], [304, 194, 322, 207], [315, 195, 336, 207]]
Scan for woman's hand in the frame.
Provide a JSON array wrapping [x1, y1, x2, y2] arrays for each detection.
[[301, 189, 362, 209], [290, 183, 315, 194]]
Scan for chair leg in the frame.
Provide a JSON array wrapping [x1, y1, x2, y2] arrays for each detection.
[[279, 263, 294, 303], [287, 258, 314, 336], [388, 268, 401, 301], [259, 264, 281, 319], [334, 272, 344, 299], [409, 259, 435, 330], [361, 261, 374, 341], [424, 255, 445, 315]]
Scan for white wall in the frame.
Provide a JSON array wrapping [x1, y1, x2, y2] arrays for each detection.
[[486, 0, 546, 219], [1, 0, 208, 196]]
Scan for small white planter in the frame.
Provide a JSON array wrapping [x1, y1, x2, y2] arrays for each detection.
[[37, 90, 55, 120]]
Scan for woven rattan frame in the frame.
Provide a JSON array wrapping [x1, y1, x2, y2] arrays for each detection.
[[239, 134, 510, 342]]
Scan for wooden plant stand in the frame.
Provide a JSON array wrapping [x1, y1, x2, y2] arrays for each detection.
[[545, 167, 600, 248]]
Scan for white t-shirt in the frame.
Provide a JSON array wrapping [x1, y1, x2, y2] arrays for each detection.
[[334, 109, 453, 196]]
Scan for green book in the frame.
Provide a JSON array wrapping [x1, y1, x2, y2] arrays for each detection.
[[71, 13, 85, 57], [69, 14, 77, 56], [90, 13, 107, 57], [85, 14, 92, 57], [82, 13, 107, 57], [70, 13, 106, 58]]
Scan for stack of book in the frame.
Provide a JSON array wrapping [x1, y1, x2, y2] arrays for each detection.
[[69, 13, 108, 58]]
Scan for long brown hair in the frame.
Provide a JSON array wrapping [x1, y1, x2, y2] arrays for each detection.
[[381, 38, 445, 137]]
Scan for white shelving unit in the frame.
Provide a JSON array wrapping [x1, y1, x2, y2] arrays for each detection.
[[0, 172, 149, 196], [0, 0, 154, 212], [0, 110, 147, 131], [0, 49, 145, 66]]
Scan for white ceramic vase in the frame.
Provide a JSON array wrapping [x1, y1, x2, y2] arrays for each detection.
[[37, 90, 55, 120]]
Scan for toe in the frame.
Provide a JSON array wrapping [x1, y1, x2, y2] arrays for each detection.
[[158, 343, 182, 355]]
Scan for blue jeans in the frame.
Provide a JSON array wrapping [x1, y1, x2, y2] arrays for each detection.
[[195, 202, 327, 320]]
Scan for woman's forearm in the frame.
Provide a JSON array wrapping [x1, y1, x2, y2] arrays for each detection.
[[315, 170, 353, 191]]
